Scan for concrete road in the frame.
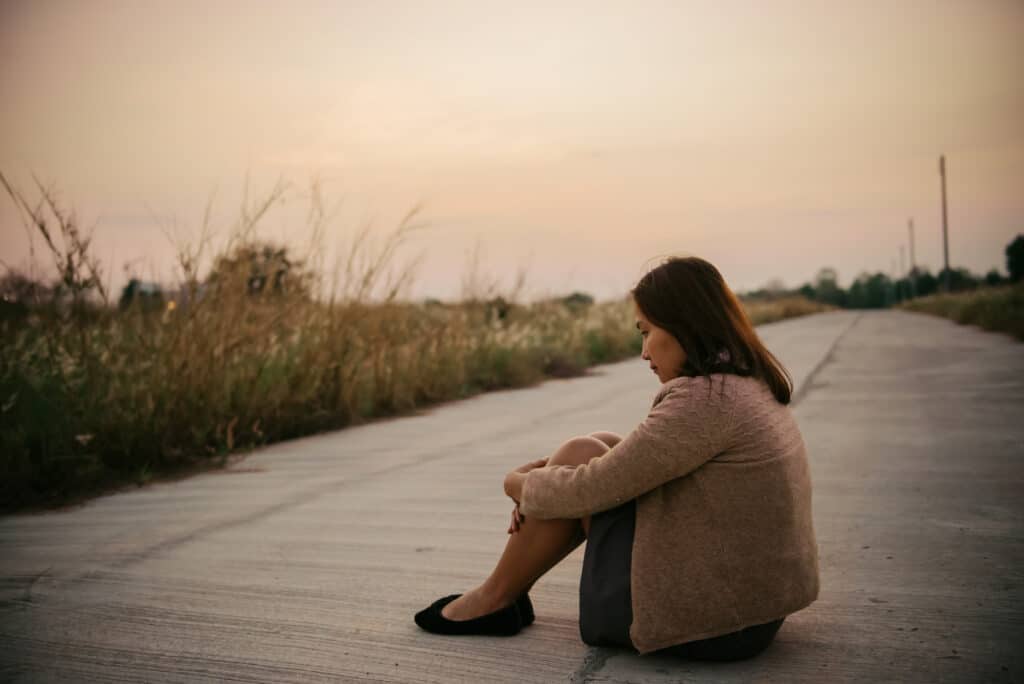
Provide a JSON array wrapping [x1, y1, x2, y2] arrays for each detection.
[[1, 310, 1022, 683]]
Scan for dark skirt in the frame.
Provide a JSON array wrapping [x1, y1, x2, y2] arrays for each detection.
[[578, 498, 786, 661]]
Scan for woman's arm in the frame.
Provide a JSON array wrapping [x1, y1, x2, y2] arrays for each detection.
[[517, 377, 736, 519], [504, 459, 546, 503]]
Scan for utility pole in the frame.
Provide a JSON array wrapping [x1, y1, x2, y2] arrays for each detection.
[[908, 218, 917, 298], [887, 258, 897, 307], [939, 155, 951, 292], [899, 245, 906, 301]]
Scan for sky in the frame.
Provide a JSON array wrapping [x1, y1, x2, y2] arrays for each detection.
[[1, 0, 1022, 301]]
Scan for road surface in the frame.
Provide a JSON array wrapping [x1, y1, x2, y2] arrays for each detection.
[[2, 310, 1022, 682]]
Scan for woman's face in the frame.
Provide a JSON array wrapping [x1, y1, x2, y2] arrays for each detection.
[[636, 306, 687, 383]]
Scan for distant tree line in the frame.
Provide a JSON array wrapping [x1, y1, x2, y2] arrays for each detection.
[[5, 233, 1023, 319], [745, 234, 1023, 309]]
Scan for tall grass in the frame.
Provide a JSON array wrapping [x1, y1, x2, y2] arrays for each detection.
[[900, 283, 1024, 341], [0, 175, 827, 511], [741, 296, 834, 325]]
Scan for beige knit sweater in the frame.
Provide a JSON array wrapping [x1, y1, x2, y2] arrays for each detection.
[[519, 373, 820, 655]]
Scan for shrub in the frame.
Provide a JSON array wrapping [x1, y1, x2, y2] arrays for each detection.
[[901, 283, 1024, 341]]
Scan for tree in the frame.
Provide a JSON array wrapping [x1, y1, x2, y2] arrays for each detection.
[[1, 173, 108, 317], [0, 269, 51, 321], [984, 269, 1004, 287], [937, 267, 978, 292], [894, 276, 913, 302], [0, 270, 50, 308], [1007, 234, 1024, 283], [118, 278, 164, 312], [913, 268, 938, 297], [847, 272, 890, 309], [561, 291, 594, 313], [812, 267, 846, 306], [206, 241, 313, 300]]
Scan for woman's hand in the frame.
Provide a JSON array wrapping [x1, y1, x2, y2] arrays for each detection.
[[513, 458, 549, 474], [503, 471, 526, 503], [503, 458, 548, 502], [508, 503, 525, 534], [503, 458, 548, 529]]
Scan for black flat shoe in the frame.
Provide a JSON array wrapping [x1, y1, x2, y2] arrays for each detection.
[[414, 594, 523, 636], [517, 593, 534, 626]]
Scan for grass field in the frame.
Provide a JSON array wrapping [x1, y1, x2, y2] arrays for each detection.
[[0, 175, 831, 511], [1, 291, 829, 512], [900, 283, 1024, 342]]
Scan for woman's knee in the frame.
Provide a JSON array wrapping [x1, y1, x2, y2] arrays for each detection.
[[588, 431, 622, 449], [548, 436, 609, 466]]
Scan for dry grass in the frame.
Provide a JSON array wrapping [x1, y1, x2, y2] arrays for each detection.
[[900, 283, 1024, 341], [0, 175, 825, 511], [0, 176, 643, 510], [741, 296, 834, 325]]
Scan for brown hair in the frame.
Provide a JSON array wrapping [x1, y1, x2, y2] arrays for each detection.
[[631, 256, 793, 405]]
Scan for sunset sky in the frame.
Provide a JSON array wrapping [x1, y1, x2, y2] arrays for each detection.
[[1, 0, 1022, 301]]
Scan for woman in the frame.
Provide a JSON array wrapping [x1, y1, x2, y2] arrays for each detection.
[[414, 256, 820, 660]]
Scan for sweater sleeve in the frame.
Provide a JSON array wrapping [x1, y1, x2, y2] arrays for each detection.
[[518, 376, 736, 519]]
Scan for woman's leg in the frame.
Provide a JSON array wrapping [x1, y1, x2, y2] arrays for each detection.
[[440, 435, 612, 621], [588, 431, 622, 449]]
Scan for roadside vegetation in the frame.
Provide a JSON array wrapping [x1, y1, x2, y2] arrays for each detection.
[[751, 234, 1023, 312], [747, 234, 1023, 341], [0, 175, 829, 512], [899, 283, 1024, 341]]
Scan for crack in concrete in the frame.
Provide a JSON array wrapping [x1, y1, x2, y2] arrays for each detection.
[[569, 646, 614, 683], [22, 566, 51, 605], [791, 312, 863, 407]]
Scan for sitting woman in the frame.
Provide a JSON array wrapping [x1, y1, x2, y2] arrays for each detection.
[[414, 256, 820, 660]]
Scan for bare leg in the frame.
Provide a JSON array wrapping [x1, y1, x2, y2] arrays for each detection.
[[588, 431, 622, 449], [440, 436, 611, 621]]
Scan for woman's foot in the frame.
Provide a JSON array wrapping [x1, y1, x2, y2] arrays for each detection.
[[414, 592, 522, 636], [440, 586, 510, 621], [437, 588, 534, 626], [438, 587, 534, 626], [517, 593, 535, 626]]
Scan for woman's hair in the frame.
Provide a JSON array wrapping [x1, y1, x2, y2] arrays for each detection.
[[631, 256, 793, 405]]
